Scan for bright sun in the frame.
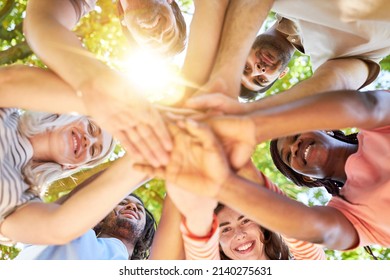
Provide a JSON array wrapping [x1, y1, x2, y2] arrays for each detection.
[[118, 50, 185, 105]]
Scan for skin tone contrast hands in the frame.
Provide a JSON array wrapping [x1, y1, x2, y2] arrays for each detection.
[[134, 117, 359, 250]]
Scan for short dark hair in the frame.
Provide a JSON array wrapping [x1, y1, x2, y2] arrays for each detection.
[[269, 130, 359, 196], [214, 203, 291, 260]]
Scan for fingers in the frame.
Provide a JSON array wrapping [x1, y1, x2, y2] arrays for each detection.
[[125, 126, 166, 168], [230, 144, 254, 170], [182, 119, 219, 151], [148, 109, 173, 152]]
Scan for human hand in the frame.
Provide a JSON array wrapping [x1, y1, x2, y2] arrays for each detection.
[[134, 119, 231, 198], [78, 70, 172, 167], [206, 114, 257, 170], [166, 184, 217, 237], [185, 92, 249, 115]]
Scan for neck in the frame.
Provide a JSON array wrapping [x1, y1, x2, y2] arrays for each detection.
[[331, 142, 358, 183], [28, 133, 53, 162], [99, 233, 135, 257]]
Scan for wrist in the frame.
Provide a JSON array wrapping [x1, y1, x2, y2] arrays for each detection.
[[182, 214, 218, 240]]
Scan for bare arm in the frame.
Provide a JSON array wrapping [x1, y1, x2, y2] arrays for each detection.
[[179, 0, 229, 100], [149, 195, 185, 260], [208, 0, 275, 98], [0, 154, 150, 245], [0, 65, 86, 114], [247, 58, 370, 111], [251, 89, 390, 143], [24, 0, 172, 167], [217, 173, 359, 250]]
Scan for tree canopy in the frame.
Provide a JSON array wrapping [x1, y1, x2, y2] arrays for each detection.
[[1, 0, 389, 260]]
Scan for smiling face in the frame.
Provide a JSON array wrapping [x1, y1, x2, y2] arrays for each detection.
[[99, 195, 147, 242], [276, 131, 338, 179], [120, 0, 181, 55], [241, 34, 292, 92], [47, 118, 112, 167], [217, 207, 266, 260]]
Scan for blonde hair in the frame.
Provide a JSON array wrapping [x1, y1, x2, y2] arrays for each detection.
[[19, 111, 116, 195]]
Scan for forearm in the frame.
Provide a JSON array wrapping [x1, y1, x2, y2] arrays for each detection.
[[180, 0, 229, 97], [0, 65, 86, 114], [24, 0, 108, 90], [149, 196, 185, 260], [250, 89, 390, 142], [211, 0, 274, 97], [2, 155, 150, 244], [217, 173, 358, 249], [248, 58, 369, 111]]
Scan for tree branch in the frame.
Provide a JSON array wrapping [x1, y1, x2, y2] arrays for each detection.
[[0, 41, 32, 65], [0, 0, 16, 23]]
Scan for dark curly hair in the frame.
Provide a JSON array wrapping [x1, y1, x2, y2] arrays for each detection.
[[128, 194, 157, 260], [269, 130, 359, 196], [214, 203, 291, 260], [93, 193, 156, 260], [117, 0, 187, 57]]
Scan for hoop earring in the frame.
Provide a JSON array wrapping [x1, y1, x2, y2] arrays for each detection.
[[302, 176, 317, 183]]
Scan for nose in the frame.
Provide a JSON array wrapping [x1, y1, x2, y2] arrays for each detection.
[[255, 62, 266, 74], [126, 203, 138, 212], [290, 138, 301, 159], [82, 134, 96, 149], [234, 229, 247, 241]]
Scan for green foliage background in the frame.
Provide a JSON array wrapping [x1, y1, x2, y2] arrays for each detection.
[[1, 0, 389, 260]]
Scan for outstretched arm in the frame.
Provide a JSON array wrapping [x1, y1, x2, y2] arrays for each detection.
[[149, 195, 185, 260], [134, 119, 358, 250], [24, 0, 172, 167], [0, 154, 150, 245], [217, 173, 358, 250], [249, 89, 390, 143]]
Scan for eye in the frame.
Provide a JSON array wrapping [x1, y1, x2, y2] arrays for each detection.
[[244, 64, 250, 73], [286, 152, 291, 164], [241, 218, 251, 225], [90, 144, 100, 158], [221, 227, 232, 234], [88, 120, 99, 136], [119, 200, 127, 205]]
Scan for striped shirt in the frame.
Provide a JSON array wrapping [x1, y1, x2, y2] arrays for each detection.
[[0, 108, 37, 244]]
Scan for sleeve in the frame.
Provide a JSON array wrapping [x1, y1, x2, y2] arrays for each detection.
[[282, 236, 327, 260], [179, 214, 220, 260]]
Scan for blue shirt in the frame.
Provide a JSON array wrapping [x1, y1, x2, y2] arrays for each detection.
[[15, 229, 128, 260]]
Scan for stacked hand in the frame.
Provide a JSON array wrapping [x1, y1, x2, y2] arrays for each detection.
[[78, 69, 172, 167]]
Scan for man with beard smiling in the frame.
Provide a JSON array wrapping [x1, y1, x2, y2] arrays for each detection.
[[15, 194, 156, 260]]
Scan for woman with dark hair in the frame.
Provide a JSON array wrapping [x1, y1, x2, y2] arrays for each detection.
[[270, 130, 358, 196], [214, 203, 291, 260]]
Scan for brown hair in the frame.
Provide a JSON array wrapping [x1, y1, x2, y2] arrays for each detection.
[[215, 203, 291, 260]]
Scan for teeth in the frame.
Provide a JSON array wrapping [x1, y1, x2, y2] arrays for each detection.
[[138, 16, 159, 29], [304, 145, 311, 160], [72, 133, 78, 155], [236, 242, 253, 251]]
